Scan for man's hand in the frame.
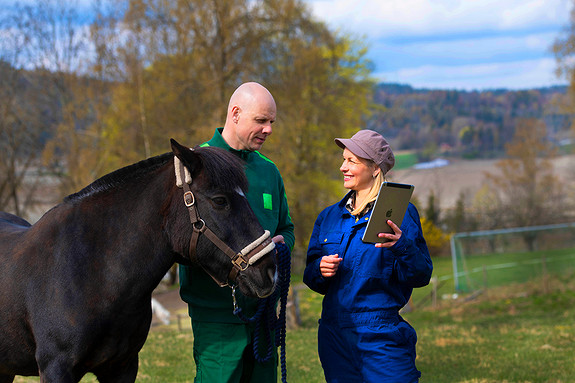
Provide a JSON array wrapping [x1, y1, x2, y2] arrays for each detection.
[[272, 235, 285, 244]]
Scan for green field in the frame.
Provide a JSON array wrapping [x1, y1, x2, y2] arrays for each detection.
[[393, 151, 419, 170], [453, 247, 575, 293], [14, 255, 575, 382]]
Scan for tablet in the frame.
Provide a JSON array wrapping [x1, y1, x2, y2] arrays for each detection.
[[362, 182, 414, 243]]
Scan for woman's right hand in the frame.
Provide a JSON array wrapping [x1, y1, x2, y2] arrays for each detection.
[[320, 254, 342, 278]]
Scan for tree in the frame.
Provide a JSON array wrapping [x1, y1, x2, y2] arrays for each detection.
[[259, 18, 375, 260], [553, 3, 575, 150], [444, 191, 476, 233], [480, 118, 568, 249], [0, 8, 55, 219], [11, 0, 100, 201], [4, 0, 375, 268], [424, 191, 440, 226], [84, 0, 375, 266]]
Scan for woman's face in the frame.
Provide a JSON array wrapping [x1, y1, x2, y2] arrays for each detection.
[[340, 148, 377, 192]]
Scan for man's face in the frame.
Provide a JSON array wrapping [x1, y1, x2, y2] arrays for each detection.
[[233, 100, 276, 152]]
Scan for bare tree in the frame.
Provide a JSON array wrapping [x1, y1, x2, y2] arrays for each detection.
[[481, 118, 569, 249], [0, 9, 49, 219]]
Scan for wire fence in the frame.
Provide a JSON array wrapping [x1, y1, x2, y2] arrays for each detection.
[[450, 222, 575, 292]]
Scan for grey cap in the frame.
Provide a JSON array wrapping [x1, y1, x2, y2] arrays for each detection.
[[335, 129, 395, 174]]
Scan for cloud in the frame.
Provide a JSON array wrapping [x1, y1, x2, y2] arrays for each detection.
[[376, 57, 564, 90], [306, 0, 571, 89], [307, 0, 572, 38]]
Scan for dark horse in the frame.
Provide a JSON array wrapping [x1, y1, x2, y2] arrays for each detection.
[[0, 139, 277, 382]]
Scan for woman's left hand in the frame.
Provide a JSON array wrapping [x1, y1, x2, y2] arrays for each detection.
[[375, 220, 402, 248]]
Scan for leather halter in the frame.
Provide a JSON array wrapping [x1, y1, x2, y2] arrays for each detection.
[[175, 156, 275, 287]]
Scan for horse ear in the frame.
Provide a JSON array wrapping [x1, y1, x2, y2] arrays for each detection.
[[170, 138, 202, 177]]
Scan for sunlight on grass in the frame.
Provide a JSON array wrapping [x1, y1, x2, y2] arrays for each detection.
[[11, 274, 575, 383]]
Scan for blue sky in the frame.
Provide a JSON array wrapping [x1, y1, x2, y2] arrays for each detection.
[[306, 0, 573, 90], [2, 0, 573, 91]]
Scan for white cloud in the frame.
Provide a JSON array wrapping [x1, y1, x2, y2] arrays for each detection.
[[307, 0, 572, 38], [376, 57, 565, 90], [306, 0, 572, 89]]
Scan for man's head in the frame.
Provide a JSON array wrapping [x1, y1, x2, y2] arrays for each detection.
[[222, 82, 276, 152]]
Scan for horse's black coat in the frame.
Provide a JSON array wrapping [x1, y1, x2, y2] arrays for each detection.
[[0, 140, 277, 382]]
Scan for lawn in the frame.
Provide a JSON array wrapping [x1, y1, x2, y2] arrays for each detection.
[[14, 255, 575, 382]]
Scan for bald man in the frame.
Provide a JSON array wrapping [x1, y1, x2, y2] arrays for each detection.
[[179, 82, 295, 383]]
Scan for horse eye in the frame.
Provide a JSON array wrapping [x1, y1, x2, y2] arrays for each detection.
[[211, 196, 228, 208]]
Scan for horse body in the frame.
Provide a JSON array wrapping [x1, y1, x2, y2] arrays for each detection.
[[0, 140, 277, 382]]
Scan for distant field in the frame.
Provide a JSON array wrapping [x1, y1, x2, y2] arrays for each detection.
[[393, 151, 418, 170], [392, 154, 575, 209]]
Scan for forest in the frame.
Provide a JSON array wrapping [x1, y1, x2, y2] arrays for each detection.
[[368, 83, 573, 160]]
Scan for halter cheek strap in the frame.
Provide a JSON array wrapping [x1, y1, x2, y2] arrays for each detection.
[[174, 156, 275, 287]]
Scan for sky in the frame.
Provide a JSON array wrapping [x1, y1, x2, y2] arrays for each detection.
[[2, 0, 573, 91], [306, 0, 574, 91]]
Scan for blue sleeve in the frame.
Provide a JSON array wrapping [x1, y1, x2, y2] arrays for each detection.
[[390, 203, 433, 288], [303, 210, 330, 295]]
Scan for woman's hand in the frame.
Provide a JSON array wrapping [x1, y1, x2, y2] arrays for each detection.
[[375, 220, 402, 248], [320, 254, 342, 278]]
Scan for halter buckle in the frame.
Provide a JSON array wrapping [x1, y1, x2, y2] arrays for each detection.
[[232, 254, 249, 271], [183, 191, 195, 207]]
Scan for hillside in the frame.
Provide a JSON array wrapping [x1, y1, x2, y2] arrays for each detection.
[[368, 83, 573, 159]]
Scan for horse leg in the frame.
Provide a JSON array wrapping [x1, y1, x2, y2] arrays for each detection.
[[0, 375, 15, 383], [92, 355, 139, 383]]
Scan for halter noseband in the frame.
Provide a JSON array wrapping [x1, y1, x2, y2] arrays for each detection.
[[175, 156, 275, 287]]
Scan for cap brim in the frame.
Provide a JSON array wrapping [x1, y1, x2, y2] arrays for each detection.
[[334, 138, 372, 160]]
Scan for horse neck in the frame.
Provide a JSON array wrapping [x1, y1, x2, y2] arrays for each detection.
[[41, 162, 178, 297]]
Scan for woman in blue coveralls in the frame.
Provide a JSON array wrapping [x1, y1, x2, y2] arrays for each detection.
[[303, 129, 433, 383]]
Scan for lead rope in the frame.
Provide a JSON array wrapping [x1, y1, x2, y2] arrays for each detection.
[[233, 243, 291, 383]]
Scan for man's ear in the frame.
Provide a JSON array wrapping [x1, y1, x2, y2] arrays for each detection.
[[231, 105, 241, 123]]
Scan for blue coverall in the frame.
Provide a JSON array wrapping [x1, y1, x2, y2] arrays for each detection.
[[304, 192, 433, 383]]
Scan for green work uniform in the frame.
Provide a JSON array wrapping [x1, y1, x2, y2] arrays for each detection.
[[179, 128, 295, 383]]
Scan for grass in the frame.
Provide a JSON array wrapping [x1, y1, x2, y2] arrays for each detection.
[[453, 247, 575, 293], [394, 151, 418, 170], [14, 256, 575, 382], [413, 278, 575, 382]]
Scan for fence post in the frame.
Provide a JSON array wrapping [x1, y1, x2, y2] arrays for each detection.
[[286, 285, 302, 329], [431, 276, 438, 308]]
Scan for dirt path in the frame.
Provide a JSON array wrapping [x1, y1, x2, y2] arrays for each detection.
[[151, 287, 188, 327]]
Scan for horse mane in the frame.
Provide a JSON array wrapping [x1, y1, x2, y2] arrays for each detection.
[[64, 153, 173, 203], [193, 146, 248, 193], [64, 146, 248, 203]]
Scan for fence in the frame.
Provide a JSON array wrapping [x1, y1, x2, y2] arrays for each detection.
[[450, 222, 575, 292]]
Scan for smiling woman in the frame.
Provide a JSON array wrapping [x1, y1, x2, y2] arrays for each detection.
[[304, 129, 432, 383]]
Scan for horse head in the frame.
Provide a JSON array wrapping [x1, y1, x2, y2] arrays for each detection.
[[170, 139, 277, 298]]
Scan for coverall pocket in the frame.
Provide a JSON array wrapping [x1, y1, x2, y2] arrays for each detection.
[[319, 231, 344, 256]]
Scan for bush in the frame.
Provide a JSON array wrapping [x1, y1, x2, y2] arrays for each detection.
[[420, 217, 450, 256]]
